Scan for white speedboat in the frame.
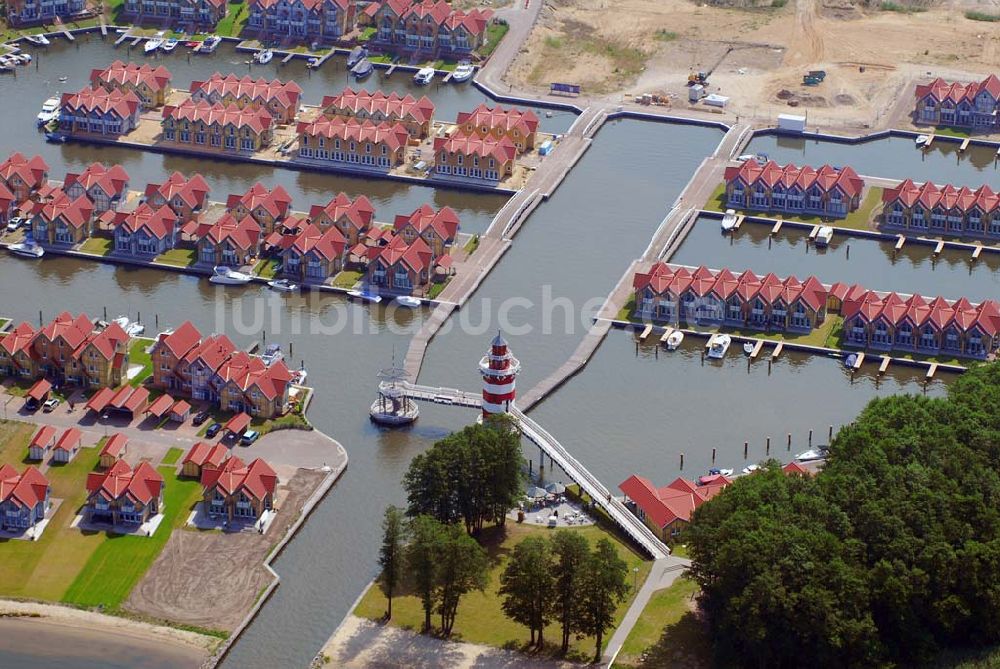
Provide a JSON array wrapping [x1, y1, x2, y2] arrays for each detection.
[[743, 341, 754, 355], [9, 241, 44, 258], [815, 225, 834, 247], [347, 289, 382, 304], [267, 278, 297, 292], [706, 333, 731, 359], [112, 316, 145, 337], [36, 96, 60, 126], [396, 295, 422, 308], [413, 67, 435, 85], [25, 34, 50, 46], [795, 449, 825, 462], [210, 266, 253, 285], [256, 49, 273, 64], [346, 46, 367, 68], [665, 330, 684, 350], [307, 57, 321, 69], [162, 38, 179, 52], [741, 463, 760, 475], [451, 63, 474, 83], [721, 208, 738, 232], [198, 35, 221, 53], [260, 343, 284, 366], [12, 54, 31, 64], [144, 38, 164, 53], [915, 134, 930, 147]]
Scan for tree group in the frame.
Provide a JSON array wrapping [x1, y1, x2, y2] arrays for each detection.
[[686, 362, 1000, 668]]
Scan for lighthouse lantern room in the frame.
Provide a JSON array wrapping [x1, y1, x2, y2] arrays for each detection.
[[479, 332, 520, 417]]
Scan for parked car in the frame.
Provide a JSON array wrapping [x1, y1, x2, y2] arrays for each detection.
[[42, 398, 60, 412], [6, 216, 24, 233], [24, 397, 40, 411], [192, 410, 210, 426], [239, 429, 260, 446], [205, 422, 222, 438]]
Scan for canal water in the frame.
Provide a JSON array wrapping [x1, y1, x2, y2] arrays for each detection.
[[746, 133, 999, 187], [673, 215, 1000, 303]]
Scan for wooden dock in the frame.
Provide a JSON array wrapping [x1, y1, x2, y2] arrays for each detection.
[[733, 214, 744, 230], [58, 25, 74, 42], [973, 244, 983, 261], [879, 356, 891, 375], [131, 37, 142, 47], [933, 240, 944, 256], [771, 341, 784, 359], [771, 219, 782, 235], [923, 134, 935, 150], [808, 224, 819, 241], [926, 362, 938, 380], [960, 137, 971, 152], [639, 324, 653, 341], [114, 32, 131, 47], [895, 235, 906, 252], [749, 339, 764, 359], [659, 327, 674, 344], [385, 62, 399, 77], [442, 70, 453, 83], [852, 352, 865, 370], [282, 52, 295, 64], [100, 22, 107, 37]]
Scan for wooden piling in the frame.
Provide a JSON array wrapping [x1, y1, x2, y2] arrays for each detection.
[[743, 442, 748, 459], [828, 425, 833, 441], [679, 453, 684, 470], [809, 429, 813, 446], [711, 447, 716, 463], [766, 436, 770, 455], [787, 433, 792, 450]]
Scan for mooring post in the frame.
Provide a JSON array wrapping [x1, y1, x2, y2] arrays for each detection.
[[711, 447, 716, 463], [787, 433, 792, 451], [103, 306, 107, 321], [743, 441, 748, 459], [290, 341, 294, 357], [828, 425, 833, 441], [155, 314, 159, 329], [38, 310, 42, 326], [809, 429, 813, 447], [846, 244, 851, 260], [766, 436, 770, 455], [679, 452, 684, 470]]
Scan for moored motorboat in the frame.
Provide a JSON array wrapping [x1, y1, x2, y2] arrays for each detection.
[[197, 35, 221, 53], [706, 333, 731, 359], [256, 48, 273, 64], [665, 330, 684, 350], [743, 341, 754, 355], [814, 225, 834, 247], [113, 316, 145, 337], [741, 463, 760, 475], [8, 241, 44, 258], [795, 448, 826, 462], [144, 38, 164, 53], [396, 295, 422, 308], [36, 95, 60, 126], [162, 38, 179, 52], [209, 265, 252, 285], [451, 62, 474, 82], [413, 66, 435, 85], [347, 289, 382, 303], [346, 45, 367, 68], [25, 34, 50, 46], [844, 352, 858, 369], [45, 131, 68, 143], [915, 134, 930, 147], [721, 208, 738, 232], [351, 58, 373, 80], [260, 343, 284, 366], [307, 56, 321, 69], [267, 278, 298, 292]]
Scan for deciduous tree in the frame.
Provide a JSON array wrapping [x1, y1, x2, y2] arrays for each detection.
[[576, 538, 629, 663], [435, 523, 488, 635], [499, 535, 556, 648], [406, 515, 444, 632], [550, 530, 589, 654], [378, 505, 406, 620]]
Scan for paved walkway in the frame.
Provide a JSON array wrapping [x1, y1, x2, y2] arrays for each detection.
[[604, 556, 691, 666]]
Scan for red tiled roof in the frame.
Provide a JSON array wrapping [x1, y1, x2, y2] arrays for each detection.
[[26, 379, 51, 401], [170, 399, 191, 417], [146, 393, 175, 417], [725, 159, 865, 199], [183, 441, 229, 469], [38, 312, 93, 351], [0, 322, 37, 356], [308, 192, 375, 232], [74, 322, 129, 362], [144, 171, 211, 210], [61, 86, 141, 120], [162, 99, 273, 134], [321, 88, 435, 124], [200, 456, 278, 501], [157, 321, 202, 359], [103, 203, 178, 240], [287, 223, 347, 262], [393, 204, 460, 242], [434, 132, 517, 163], [619, 474, 723, 529], [123, 386, 150, 413], [199, 214, 262, 251], [216, 354, 293, 400], [375, 0, 492, 35], [86, 460, 164, 505], [183, 333, 237, 370], [0, 152, 49, 194], [100, 433, 129, 458], [86, 387, 116, 413], [53, 427, 82, 454], [296, 117, 410, 150], [29, 425, 57, 449], [0, 464, 49, 509], [915, 74, 1000, 105], [456, 103, 539, 136], [91, 60, 172, 94], [882, 179, 1000, 215], [35, 192, 94, 230], [190, 73, 302, 109], [250, 0, 349, 12], [64, 163, 129, 199], [223, 412, 252, 434], [226, 182, 292, 221], [374, 235, 434, 274]]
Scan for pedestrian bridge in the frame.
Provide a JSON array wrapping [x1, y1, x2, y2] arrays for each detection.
[[400, 383, 671, 560]]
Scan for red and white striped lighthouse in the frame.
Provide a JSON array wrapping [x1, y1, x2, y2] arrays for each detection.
[[480, 331, 521, 417]]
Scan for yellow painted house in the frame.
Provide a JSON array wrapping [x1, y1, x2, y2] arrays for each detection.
[[161, 100, 274, 155], [90, 61, 173, 110]]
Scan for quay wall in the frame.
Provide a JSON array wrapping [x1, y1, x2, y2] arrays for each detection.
[[751, 126, 1000, 151]]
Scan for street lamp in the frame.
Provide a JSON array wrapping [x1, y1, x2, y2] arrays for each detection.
[[633, 566, 639, 592]]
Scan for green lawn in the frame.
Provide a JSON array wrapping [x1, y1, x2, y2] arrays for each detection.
[[463, 235, 480, 256], [161, 447, 184, 466], [703, 183, 885, 233], [616, 576, 711, 668], [62, 466, 203, 609], [128, 338, 154, 388], [332, 270, 363, 289], [215, 1, 249, 37], [479, 22, 510, 58], [355, 522, 651, 662], [370, 54, 395, 65], [153, 248, 197, 268], [359, 26, 376, 42], [79, 237, 114, 257], [254, 258, 280, 280], [0, 421, 35, 465]]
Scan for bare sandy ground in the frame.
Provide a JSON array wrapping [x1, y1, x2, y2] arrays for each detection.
[[324, 615, 584, 668], [124, 468, 326, 631], [507, 0, 1000, 131], [0, 600, 217, 658]]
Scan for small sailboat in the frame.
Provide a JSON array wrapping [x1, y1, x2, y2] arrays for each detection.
[[256, 48, 273, 64], [267, 278, 298, 292], [413, 66, 435, 85], [351, 58, 373, 80], [396, 295, 422, 308], [347, 289, 382, 303], [346, 45, 367, 68], [8, 240, 44, 258], [721, 208, 738, 232], [209, 266, 253, 285], [814, 225, 834, 247], [665, 330, 684, 350], [743, 341, 754, 356], [706, 333, 731, 359], [915, 134, 930, 147], [144, 38, 164, 53], [451, 62, 474, 83], [162, 38, 179, 52]]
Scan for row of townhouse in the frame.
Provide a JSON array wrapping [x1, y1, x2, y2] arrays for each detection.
[[364, 0, 493, 57], [454, 104, 539, 153], [632, 263, 829, 333], [838, 285, 1000, 360], [723, 159, 865, 219], [914, 74, 1000, 130], [295, 117, 410, 171], [320, 88, 435, 139], [120, 0, 228, 31], [0, 464, 50, 534], [150, 321, 294, 417], [189, 73, 303, 124], [246, 0, 353, 43], [6, 0, 89, 27], [90, 61, 173, 110], [433, 132, 516, 185], [880, 179, 1000, 241], [161, 99, 275, 153], [0, 313, 131, 388], [58, 87, 144, 137]]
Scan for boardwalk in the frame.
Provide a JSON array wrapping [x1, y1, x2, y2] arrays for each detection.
[[400, 382, 670, 560]]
